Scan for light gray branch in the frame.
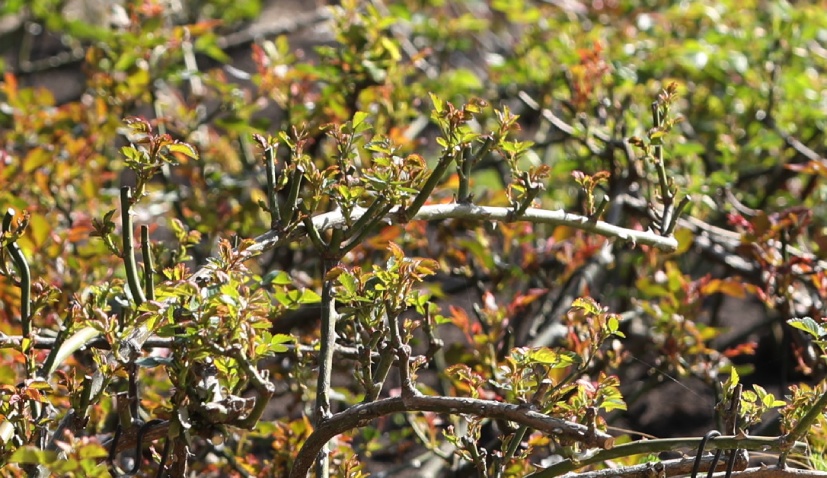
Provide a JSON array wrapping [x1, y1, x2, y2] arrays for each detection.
[[236, 203, 677, 267]]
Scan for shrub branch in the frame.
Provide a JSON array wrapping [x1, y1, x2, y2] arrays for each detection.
[[2, 209, 32, 337], [289, 394, 614, 478], [120, 187, 146, 306], [527, 435, 807, 478], [568, 451, 749, 478], [241, 203, 677, 269]]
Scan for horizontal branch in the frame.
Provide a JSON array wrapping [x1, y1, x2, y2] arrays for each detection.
[[237, 203, 676, 268], [289, 394, 614, 478], [568, 451, 748, 478], [620, 194, 827, 272], [0, 335, 175, 350], [528, 435, 806, 478], [102, 420, 169, 455], [722, 467, 827, 478], [0, 334, 370, 359]]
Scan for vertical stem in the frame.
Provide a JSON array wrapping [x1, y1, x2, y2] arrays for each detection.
[[4, 212, 41, 476], [405, 152, 455, 219], [282, 166, 304, 225], [651, 101, 673, 234], [121, 187, 146, 306], [341, 202, 395, 253], [387, 310, 417, 396], [314, 259, 339, 478], [3, 210, 32, 337], [265, 145, 281, 228], [140, 226, 155, 302], [456, 146, 473, 204], [366, 342, 394, 402]]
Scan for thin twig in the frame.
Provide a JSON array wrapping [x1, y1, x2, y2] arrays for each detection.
[[264, 144, 281, 228], [141, 225, 155, 302]]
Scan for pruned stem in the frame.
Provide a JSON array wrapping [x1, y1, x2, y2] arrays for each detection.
[[456, 145, 474, 204], [120, 187, 146, 306], [511, 178, 542, 219], [365, 342, 394, 402]]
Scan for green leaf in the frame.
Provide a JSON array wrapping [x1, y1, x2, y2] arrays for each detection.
[[0, 0, 26, 14], [77, 444, 109, 460], [527, 347, 580, 368], [25, 379, 52, 390], [47, 327, 101, 376], [788, 317, 825, 338], [298, 289, 321, 304], [166, 142, 200, 160], [570, 297, 601, 315], [268, 333, 294, 353], [442, 69, 483, 91], [27, 213, 50, 248], [601, 398, 627, 412], [195, 36, 231, 63], [338, 272, 359, 296], [429, 93, 444, 114], [263, 270, 293, 286], [607, 315, 620, 333], [728, 367, 740, 388], [352, 111, 371, 134], [10, 446, 58, 464]]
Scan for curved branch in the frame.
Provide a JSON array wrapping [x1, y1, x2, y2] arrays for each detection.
[[289, 394, 614, 478], [3, 209, 32, 336]]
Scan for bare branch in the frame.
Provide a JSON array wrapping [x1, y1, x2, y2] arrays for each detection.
[[568, 451, 748, 478], [289, 394, 614, 478], [722, 467, 827, 478], [528, 435, 806, 478], [239, 203, 677, 271]]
